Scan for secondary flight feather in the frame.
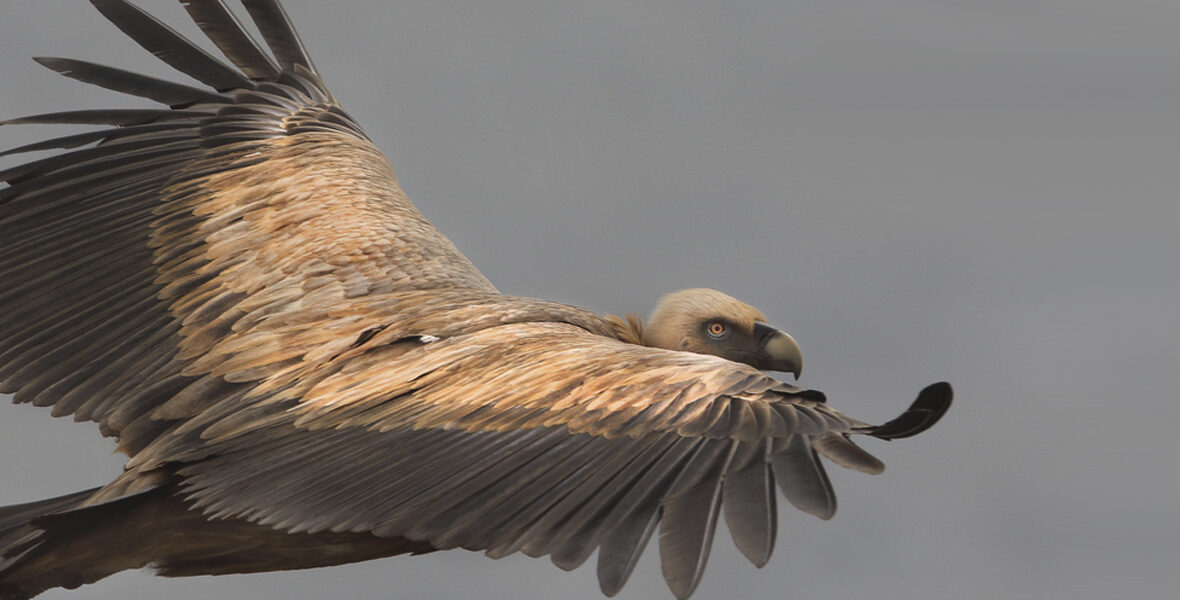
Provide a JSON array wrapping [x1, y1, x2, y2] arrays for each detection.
[[0, 2, 952, 599]]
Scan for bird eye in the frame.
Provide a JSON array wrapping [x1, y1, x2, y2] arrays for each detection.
[[707, 322, 727, 338]]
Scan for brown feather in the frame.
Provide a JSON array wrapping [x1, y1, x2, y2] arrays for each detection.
[[606, 313, 646, 345]]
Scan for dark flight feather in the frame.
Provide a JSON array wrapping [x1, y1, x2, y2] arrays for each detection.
[[181, 0, 282, 80], [91, 0, 254, 91], [32, 57, 228, 106], [241, 0, 318, 74]]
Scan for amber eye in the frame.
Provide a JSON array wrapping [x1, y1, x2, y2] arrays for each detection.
[[707, 322, 727, 338]]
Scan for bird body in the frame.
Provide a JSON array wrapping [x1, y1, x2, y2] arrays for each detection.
[[0, 2, 951, 599]]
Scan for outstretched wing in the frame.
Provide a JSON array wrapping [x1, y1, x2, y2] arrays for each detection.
[[125, 317, 926, 600], [0, 0, 495, 454]]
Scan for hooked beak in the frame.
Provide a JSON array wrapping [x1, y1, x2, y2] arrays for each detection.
[[752, 322, 803, 379]]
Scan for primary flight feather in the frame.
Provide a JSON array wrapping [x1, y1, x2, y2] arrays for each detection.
[[0, 1, 952, 599]]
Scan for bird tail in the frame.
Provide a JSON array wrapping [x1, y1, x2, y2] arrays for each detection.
[[0, 489, 97, 542], [0, 487, 169, 600], [0, 483, 439, 599], [0, 487, 112, 600]]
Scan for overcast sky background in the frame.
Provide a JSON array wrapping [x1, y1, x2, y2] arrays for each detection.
[[1, 1, 1177, 599]]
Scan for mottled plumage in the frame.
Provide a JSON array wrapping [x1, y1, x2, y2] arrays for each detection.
[[0, 2, 951, 599]]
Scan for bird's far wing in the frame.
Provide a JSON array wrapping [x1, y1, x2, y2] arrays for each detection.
[[0, 1, 496, 451], [124, 319, 905, 600]]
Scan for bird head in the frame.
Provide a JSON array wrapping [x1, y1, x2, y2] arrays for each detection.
[[643, 288, 803, 379]]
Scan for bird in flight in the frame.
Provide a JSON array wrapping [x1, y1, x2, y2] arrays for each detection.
[[0, 1, 951, 599]]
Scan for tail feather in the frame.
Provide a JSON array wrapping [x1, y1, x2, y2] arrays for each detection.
[[0, 489, 98, 600], [0, 485, 435, 599], [0, 489, 98, 538]]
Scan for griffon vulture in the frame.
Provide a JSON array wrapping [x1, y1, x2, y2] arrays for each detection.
[[0, 2, 952, 599]]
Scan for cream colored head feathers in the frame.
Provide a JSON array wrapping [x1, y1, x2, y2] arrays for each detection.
[[611, 288, 803, 378], [646, 289, 766, 351]]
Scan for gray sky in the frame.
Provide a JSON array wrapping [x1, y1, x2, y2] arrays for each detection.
[[2, 1, 1177, 599]]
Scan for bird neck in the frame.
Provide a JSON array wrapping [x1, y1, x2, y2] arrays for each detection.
[[606, 314, 647, 346]]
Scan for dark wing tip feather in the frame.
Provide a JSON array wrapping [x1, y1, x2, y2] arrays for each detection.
[[0, 129, 116, 158], [657, 440, 734, 599], [597, 509, 661, 597], [722, 461, 776, 567], [0, 123, 191, 158], [770, 435, 836, 520], [32, 57, 228, 107], [0, 109, 208, 127], [181, 0, 283, 80], [813, 433, 885, 475], [241, 0, 318, 74], [89, 0, 253, 92], [868, 382, 953, 441]]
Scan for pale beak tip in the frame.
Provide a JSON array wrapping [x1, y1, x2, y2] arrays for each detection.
[[762, 329, 803, 380]]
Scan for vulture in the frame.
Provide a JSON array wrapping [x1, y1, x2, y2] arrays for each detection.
[[0, 1, 952, 599]]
